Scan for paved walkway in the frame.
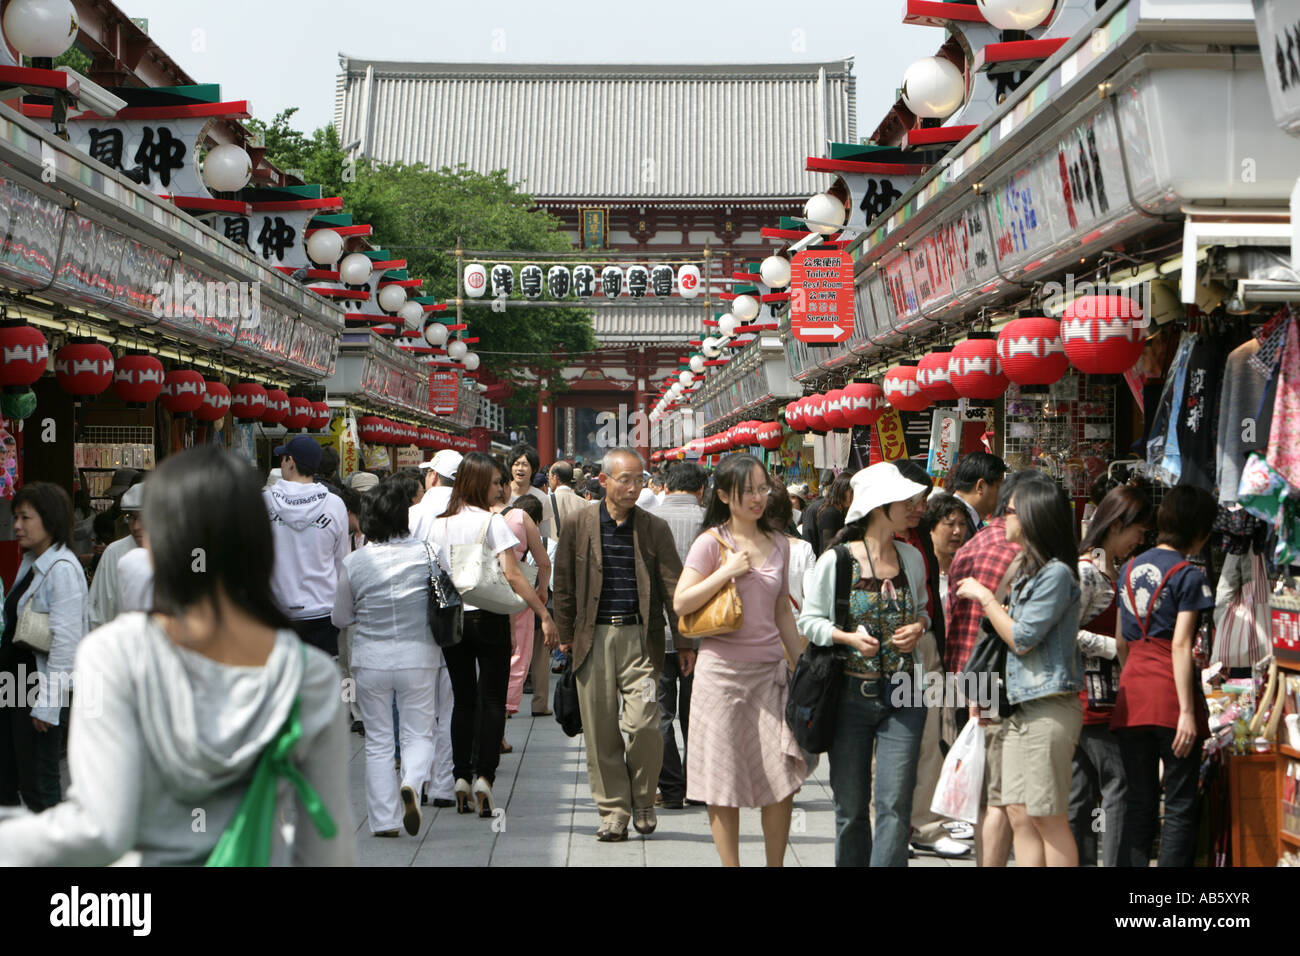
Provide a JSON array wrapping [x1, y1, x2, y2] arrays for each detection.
[[347, 710, 977, 867]]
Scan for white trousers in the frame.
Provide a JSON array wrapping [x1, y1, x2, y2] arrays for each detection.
[[428, 665, 454, 800], [355, 666, 438, 833]]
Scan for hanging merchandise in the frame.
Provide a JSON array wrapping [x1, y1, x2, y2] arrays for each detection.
[[1146, 331, 1195, 484], [1217, 334, 1274, 506], [54, 340, 114, 396], [997, 317, 1069, 386], [1267, 316, 1300, 490], [1175, 328, 1228, 492], [948, 334, 1009, 401], [1213, 550, 1271, 671], [1238, 453, 1300, 565]]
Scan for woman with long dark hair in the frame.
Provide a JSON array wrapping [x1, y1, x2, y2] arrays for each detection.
[[1069, 484, 1152, 866], [957, 477, 1083, 866], [814, 475, 853, 555], [0, 446, 354, 864], [429, 452, 557, 816], [674, 454, 805, 866]]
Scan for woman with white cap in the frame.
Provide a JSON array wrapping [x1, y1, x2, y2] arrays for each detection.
[[797, 462, 932, 867]]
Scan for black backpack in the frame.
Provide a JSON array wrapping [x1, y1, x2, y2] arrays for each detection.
[[553, 656, 582, 737], [785, 545, 852, 753]]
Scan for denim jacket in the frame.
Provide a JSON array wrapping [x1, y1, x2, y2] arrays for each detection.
[[1005, 558, 1082, 705], [15, 543, 89, 725]]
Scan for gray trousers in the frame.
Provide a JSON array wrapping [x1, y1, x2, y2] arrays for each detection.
[[1068, 723, 1127, 867]]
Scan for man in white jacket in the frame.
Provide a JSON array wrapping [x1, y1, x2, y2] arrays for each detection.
[[86, 482, 146, 631], [264, 436, 349, 657]]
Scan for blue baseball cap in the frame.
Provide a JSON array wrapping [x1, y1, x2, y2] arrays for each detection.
[[273, 435, 323, 473]]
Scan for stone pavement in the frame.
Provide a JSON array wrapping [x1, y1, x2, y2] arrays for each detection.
[[348, 709, 977, 867]]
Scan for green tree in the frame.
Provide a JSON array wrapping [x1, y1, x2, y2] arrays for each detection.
[[247, 108, 347, 197]]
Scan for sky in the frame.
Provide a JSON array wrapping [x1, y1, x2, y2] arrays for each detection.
[[119, 0, 945, 141]]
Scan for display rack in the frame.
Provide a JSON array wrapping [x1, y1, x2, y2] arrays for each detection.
[[1001, 375, 1115, 498], [1278, 658, 1300, 863], [74, 426, 156, 510]]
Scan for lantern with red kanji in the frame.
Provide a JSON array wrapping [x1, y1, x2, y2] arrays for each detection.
[[756, 421, 784, 449], [282, 397, 314, 431], [842, 381, 887, 427], [262, 388, 290, 425], [997, 317, 1069, 386], [54, 340, 114, 396], [883, 362, 930, 412], [161, 369, 205, 415], [112, 352, 164, 405], [0, 321, 48, 389], [917, 347, 959, 403], [230, 381, 268, 422], [308, 401, 331, 431], [948, 334, 1009, 400], [196, 381, 231, 422], [1061, 295, 1145, 375]]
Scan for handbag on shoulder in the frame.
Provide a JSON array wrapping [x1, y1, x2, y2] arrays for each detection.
[[443, 516, 533, 615], [679, 529, 745, 638], [785, 545, 852, 753], [13, 604, 53, 653], [964, 618, 1014, 718], [423, 541, 463, 648]]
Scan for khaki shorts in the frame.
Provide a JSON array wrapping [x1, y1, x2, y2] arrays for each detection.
[[982, 720, 1009, 808], [1001, 693, 1084, 817]]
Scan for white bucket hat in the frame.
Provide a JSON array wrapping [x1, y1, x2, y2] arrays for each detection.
[[844, 462, 930, 525]]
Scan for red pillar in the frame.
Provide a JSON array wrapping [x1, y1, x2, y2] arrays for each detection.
[[537, 385, 555, 466]]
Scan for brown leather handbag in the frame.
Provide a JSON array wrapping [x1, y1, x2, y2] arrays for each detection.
[[679, 530, 745, 638]]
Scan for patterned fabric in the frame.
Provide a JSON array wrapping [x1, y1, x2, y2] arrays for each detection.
[[1267, 317, 1300, 489], [1249, 306, 1290, 378], [845, 565, 915, 678], [944, 517, 1020, 674]]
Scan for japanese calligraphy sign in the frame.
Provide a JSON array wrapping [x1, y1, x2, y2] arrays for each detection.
[[840, 170, 921, 234], [874, 406, 908, 462], [1254, 0, 1300, 134], [70, 119, 209, 196], [220, 208, 318, 267], [429, 369, 460, 416], [790, 248, 855, 343]]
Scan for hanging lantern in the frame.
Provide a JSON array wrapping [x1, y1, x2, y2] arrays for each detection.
[[717, 313, 739, 336], [823, 389, 852, 433], [689, 355, 705, 374], [1061, 295, 1146, 375], [998, 316, 1070, 385], [785, 399, 805, 432], [464, 263, 487, 298], [949, 333, 1010, 400], [601, 266, 624, 298], [916, 347, 959, 403], [161, 369, 205, 415], [262, 389, 290, 425], [308, 401, 332, 431], [547, 266, 571, 298], [627, 265, 649, 298], [0, 321, 48, 389], [54, 340, 114, 396], [732, 294, 760, 323], [306, 229, 344, 266], [195, 380, 231, 422], [842, 381, 888, 427], [520, 264, 543, 298], [884, 362, 931, 412], [901, 56, 965, 119], [760, 255, 791, 289], [230, 381, 268, 422], [805, 394, 829, 434], [573, 265, 596, 297], [448, 339, 468, 361], [358, 415, 385, 443], [651, 265, 673, 297], [398, 301, 424, 330], [282, 396, 314, 431], [490, 265, 514, 298], [677, 264, 701, 298], [112, 352, 165, 405], [757, 422, 784, 450], [3, 0, 79, 59], [804, 193, 846, 236]]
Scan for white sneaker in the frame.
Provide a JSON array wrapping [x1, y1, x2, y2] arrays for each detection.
[[943, 821, 975, 841], [912, 836, 973, 858]]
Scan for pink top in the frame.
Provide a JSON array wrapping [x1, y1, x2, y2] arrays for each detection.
[[501, 508, 529, 561], [684, 526, 789, 663]]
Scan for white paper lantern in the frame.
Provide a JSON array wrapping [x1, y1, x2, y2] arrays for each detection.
[[976, 0, 1054, 31], [573, 265, 596, 297], [3, 0, 78, 59], [339, 252, 372, 286], [717, 313, 739, 336], [901, 56, 965, 120], [490, 265, 514, 298], [732, 294, 760, 323], [398, 301, 424, 328], [701, 337, 722, 360], [464, 263, 487, 298], [463, 352, 481, 371], [202, 143, 253, 193], [689, 355, 705, 374], [601, 266, 624, 298], [424, 321, 449, 347], [520, 264, 543, 299], [760, 255, 792, 289], [679, 370, 693, 387], [804, 192, 846, 236], [306, 229, 344, 266], [378, 283, 407, 313], [677, 264, 702, 298], [448, 340, 468, 361]]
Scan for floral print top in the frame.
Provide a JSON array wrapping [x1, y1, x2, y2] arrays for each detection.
[[844, 561, 916, 678]]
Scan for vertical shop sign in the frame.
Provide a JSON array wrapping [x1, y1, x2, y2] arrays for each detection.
[[875, 407, 908, 462], [790, 248, 855, 343]]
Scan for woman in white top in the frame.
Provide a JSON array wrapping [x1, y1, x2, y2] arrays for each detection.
[[333, 479, 445, 838], [429, 452, 558, 816], [0, 446, 353, 865], [921, 494, 969, 622]]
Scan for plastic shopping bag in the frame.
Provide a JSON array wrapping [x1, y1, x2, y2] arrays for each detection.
[[929, 717, 986, 825]]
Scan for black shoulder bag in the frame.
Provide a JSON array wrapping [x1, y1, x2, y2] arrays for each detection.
[[785, 544, 852, 753], [423, 540, 463, 648]]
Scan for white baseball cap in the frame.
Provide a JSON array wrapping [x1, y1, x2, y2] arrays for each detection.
[[420, 449, 462, 480], [844, 463, 930, 525]]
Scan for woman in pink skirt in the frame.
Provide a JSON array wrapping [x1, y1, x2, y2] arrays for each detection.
[[674, 453, 806, 866]]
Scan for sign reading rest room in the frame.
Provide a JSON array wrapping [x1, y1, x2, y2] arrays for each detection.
[[790, 248, 854, 344]]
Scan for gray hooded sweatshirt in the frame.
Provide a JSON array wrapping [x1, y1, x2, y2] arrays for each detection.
[[0, 613, 355, 866]]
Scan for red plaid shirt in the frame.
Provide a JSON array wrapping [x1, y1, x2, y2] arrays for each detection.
[[944, 517, 1020, 674]]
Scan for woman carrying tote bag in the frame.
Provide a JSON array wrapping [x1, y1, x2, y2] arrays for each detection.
[[674, 454, 805, 867], [428, 453, 557, 817]]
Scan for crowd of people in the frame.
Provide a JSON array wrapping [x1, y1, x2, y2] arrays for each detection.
[[0, 436, 1222, 868]]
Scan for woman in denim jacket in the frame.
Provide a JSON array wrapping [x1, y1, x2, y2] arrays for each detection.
[[0, 482, 88, 810], [957, 477, 1082, 866]]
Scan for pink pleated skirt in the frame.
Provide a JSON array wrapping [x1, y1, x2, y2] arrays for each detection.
[[686, 653, 807, 808]]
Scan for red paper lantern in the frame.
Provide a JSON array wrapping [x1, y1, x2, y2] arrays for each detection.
[[883, 362, 930, 412], [196, 380, 231, 422], [262, 389, 290, 425], [358, 416, 384, 443], [650, 450, 663, 463], [161, 369, 205, 415], [757, 422, 784, 449], [282, 397, 314, 431], [823, 389, 853, 432], [785, 400, 805, 432], [54, 340, 114, 396], [230, 381, 268, 422], [998, 317, 1069, 385], [0, 322, 48, 388], [308, 401, 331, 431], [112, 353, 164, 405], [842, 381, 887, 427], [804, 394, 828, 433], [1061, 295, 1145, 375], [917, 347, 959, 402], [948, 334, 1009, 400]]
